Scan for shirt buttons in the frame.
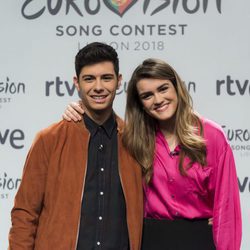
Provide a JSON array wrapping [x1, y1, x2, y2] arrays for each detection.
[[98, 144, 104, 151], [171, 194, 175, 198], [175, 211, 179, 216], [99, 216, 103, 220], [100, 168, 104, 172], [169, 178, 174, 182], [97, 241, 101, 246], [100, 191, 104, 195]]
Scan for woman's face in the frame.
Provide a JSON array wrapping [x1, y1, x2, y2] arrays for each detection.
[[136, 78, 178, 122]]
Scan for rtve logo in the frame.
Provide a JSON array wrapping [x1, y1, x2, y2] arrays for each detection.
[[45, 77, 79, 97], [0, 129, 25, 149], [238, 177, 250, 193], [216, 75, 250, 95]]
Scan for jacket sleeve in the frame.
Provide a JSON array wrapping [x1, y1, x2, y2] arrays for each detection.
[[212, 144, 242, 250], [8, 132, 49, 250]]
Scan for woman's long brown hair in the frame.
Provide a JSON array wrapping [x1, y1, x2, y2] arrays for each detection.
[[123, 58, 207, 183]]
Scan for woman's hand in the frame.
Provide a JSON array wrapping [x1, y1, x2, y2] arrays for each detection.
[[208, 218, 213, 226], [62, 101, 84, 122]]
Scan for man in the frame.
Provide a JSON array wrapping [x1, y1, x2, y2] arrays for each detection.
[[9, 42, 143, 249]]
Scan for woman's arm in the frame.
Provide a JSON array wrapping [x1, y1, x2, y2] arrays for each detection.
[[62, 101, 84, 121], [212, 144, 242, 250]]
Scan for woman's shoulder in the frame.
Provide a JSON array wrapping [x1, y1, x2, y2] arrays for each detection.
[[200, 117, 228, 148]]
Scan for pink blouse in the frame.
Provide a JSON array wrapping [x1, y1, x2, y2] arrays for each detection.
[[144, 118, 242, 250]]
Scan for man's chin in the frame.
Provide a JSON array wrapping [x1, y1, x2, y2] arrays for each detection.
[[93, 108, 108, 114], [86, 105, 113, 115]]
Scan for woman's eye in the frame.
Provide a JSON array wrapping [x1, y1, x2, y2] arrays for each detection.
[[141, 94, 152, 100], [160, 87, 168, 92]]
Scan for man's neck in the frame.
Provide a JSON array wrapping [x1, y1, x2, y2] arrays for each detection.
[[85, 109, 113, 125]]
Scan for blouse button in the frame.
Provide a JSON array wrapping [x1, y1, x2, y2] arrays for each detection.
[[169, 178, 174, 182]]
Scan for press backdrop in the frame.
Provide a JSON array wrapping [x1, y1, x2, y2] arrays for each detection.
[[0, 1, 249, 249]]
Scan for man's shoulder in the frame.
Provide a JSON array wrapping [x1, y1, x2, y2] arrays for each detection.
[[37, 120, 85, 141]]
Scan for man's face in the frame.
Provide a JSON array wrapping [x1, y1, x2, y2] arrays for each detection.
[[74, 61, 121, 118]]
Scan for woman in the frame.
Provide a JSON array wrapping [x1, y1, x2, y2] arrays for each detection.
[[63, 58, 241, 250]]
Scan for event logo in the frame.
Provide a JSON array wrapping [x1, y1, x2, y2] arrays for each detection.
[[0, 77, 26, 109], [222, 125, 250, 157], [21, 1, 223, 41], [21, 0, 222, 20], [0, 129, 25, 149], [238, 177, 250, 193], [216, 75, 250, 95], [104, 0, 138, 17], [0, 172, 21, 200]]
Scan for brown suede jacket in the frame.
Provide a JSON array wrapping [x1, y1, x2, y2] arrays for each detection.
[[8, 116, 143, 250]]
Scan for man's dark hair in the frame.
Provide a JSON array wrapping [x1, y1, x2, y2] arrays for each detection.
[[75, 42, 119, 78]]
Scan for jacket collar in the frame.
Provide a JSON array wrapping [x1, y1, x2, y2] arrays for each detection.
[[75, 112, 124, 135]]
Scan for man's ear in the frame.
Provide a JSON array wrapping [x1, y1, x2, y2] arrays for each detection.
[[117, 74, 122, 89], [73, 76, 80, 91]]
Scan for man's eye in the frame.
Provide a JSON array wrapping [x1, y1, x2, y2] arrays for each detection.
[[84, 77, 93, 82], [103, 76, 113, 81]]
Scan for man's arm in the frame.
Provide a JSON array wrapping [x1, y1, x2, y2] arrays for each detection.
[[8, 132, 49, 250]]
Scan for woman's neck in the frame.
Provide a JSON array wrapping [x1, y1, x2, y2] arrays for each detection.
[[158, 118, 178, 151]]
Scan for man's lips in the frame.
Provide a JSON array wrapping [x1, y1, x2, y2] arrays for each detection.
[[91, 95, 108, 103]]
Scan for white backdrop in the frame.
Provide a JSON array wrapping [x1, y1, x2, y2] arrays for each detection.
[[0, 1, 249, 249]]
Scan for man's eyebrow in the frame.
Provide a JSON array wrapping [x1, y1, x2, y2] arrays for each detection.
[[102, 73, 115, 76], [81, 74, 95, 79]]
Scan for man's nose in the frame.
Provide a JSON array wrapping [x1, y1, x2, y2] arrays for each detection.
[[94, 78, 104, 92]]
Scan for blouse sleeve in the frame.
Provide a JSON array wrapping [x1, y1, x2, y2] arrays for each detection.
[[212, 144, 242, 250]]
